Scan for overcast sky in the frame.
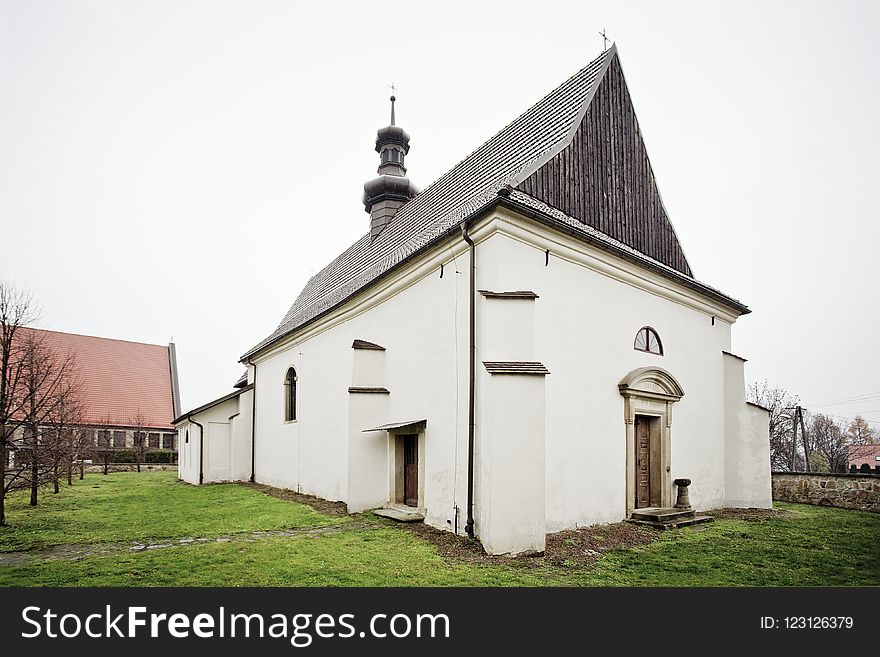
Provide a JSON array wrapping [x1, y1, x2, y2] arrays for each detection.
[[2, 1, 878, 427]]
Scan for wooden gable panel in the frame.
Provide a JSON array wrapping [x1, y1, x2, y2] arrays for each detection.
[[519, 55, 692, 277]]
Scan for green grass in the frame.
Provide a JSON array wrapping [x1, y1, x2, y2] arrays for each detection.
[[1, 472, 878, 586], [0, 471, 339, 552], [583, 503, 880, 586], [0, 528, 557, 587]]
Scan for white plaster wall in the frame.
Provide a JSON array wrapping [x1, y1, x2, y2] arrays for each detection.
[[351, 349, 385, 388], [723, 353, 772, 507], [175, 396, 243, 484], [230, 388, 253, 481], [176, 420, 198, 484], [252, 242, 471, 529], [477, 372, 546, 555], [479, 296, 535, 361], [247, 206, 759, 540], [476, 218, 734, 529], [347, 393, 391, 512]]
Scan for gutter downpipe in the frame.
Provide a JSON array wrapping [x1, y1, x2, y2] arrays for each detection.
[[249, 362, 257, 483], [460, 222, 476, 539], [190, 417, 205, 485]]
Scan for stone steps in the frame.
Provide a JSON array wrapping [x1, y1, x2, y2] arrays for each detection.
[[372, 507, 425, 523], [627, 507, 713, 530]]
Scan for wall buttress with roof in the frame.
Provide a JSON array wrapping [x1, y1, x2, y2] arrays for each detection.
[[518, 55, 692, 277]]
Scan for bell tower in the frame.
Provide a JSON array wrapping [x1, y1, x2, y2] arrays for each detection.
[[363, 94, 418, 241]]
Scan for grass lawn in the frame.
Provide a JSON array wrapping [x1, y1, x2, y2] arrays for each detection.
[[0, 472, 878, 586], [0, 471, 340, 552]]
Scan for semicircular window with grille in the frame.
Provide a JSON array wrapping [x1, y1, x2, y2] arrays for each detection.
[[634, 326, 663, 355]]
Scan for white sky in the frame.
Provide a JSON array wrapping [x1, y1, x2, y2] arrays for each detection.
[[2, 1, 878, 427]]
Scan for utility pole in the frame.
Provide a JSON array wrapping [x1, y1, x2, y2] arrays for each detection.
[[798, 406, 809, 471], [790, 408, 798, 471]]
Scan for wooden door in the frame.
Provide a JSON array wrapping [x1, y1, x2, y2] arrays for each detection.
[[403, 434, 418, 507], [635, 417, 651, 508]]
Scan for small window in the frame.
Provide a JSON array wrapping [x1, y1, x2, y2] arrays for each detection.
[[634, 326, 663, 355], [79, 428, 94, 446], [148, 432, 160, 448], [284, 367, 297, 422], [113, 430, 126, 448], [184, 429, 189, 444], [162, 433, 176, 450], [98, 430, 111, 448]]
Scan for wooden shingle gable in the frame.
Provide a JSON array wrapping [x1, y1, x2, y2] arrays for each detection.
[[518, 52, 692, 276]]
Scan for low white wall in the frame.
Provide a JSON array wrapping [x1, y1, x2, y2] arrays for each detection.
[[175, 394, 248, 485], [722, 352, 772, 507]]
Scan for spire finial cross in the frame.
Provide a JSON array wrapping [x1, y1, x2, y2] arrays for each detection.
[[388, 82, 398, 125], [599, 28, 609, 51]]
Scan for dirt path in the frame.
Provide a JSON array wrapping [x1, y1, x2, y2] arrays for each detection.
[[0, 522, 375, 567]]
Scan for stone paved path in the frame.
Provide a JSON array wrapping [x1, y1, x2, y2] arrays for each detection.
[[0, 522, 375, 567]]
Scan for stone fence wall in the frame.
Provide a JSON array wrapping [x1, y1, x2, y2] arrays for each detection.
[[771, 472, 880, 513]]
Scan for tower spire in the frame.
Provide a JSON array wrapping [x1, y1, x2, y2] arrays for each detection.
[[363, 89, 418, 241]]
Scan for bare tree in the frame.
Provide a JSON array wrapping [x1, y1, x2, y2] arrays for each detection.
[[747, 380, 801, 471], [49, 373, 83, 491], [0, 282, 39, 526], [809, 413, 849, 473], [74, 426, 96, 480], [131, 410, 149, 473], [95, 420, 114, 476], [16, 329, 81, 506]]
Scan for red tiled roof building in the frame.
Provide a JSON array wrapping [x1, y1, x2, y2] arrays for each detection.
[[16, 328, 181, 455]]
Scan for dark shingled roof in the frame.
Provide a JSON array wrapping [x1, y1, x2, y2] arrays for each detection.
[[243, 45, 746, 360]]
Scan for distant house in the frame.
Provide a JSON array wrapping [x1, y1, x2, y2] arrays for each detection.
[[9, 328, 180, 461], [848, 444, 880, 472]]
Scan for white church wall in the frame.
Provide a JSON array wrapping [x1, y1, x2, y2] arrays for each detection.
[[476, 370, 546, 555], [723, 352, 773, 508], [184, 397, 240, 484], [176, 395, 248, 485], [176, 420, 198, 484], [251, 329, 351, 500], [251, 242, 471, 528], [351, 348, 385, 388], [480, 209, 738, 529], [229, 388, 253, 482], [347, 392, 391, 513], [246, 204, 761, 543]]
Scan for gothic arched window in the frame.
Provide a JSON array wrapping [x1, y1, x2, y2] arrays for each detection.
[[284, 367, 298, 421], [634, 326, 663, 355]]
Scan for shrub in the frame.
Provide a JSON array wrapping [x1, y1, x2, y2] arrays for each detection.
[[112, 449, 138, 463], [146, 450, 173, 464]]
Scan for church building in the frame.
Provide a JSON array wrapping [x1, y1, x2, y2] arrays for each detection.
[[175, 45, 772, 555]]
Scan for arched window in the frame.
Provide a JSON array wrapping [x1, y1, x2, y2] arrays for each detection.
[[634, 326, 663, 355], [284, 367, 297, 421]]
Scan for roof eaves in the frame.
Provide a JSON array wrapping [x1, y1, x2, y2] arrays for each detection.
[[239, 202, 494, 362], [173, 384, 254, 425], [498, 193, 751, 316]]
